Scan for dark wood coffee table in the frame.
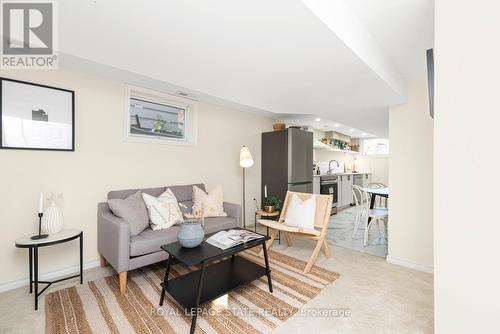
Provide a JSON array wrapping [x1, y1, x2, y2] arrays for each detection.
[[159, 228, 272, 334]]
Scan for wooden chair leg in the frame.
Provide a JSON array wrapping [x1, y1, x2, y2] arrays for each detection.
[[322, 239, 330, 258], [304, 239, 323, 274], [119, 272, 127, 295], [284, 232, 293, 246], [99, 254, 107, 267]]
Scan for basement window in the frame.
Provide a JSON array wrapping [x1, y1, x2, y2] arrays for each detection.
[[362, 139, 389, 156], [125, 85, 197, 145]]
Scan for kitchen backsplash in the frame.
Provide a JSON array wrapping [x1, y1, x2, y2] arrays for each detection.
[[317, 161, 345, 174]]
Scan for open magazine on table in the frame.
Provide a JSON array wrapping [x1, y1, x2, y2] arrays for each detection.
[[205, 229, 265, 250]]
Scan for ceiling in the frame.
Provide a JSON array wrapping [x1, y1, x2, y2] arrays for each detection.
[[349, 0, 435, 80], [56, 0, 434, 137]]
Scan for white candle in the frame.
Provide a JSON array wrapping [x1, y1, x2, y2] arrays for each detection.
[[38, 193, 44, 214], [264, 185, 267, 198]]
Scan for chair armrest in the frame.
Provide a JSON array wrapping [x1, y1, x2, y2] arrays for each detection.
[[258, 219, 320, 236], [223, 202, 242, 227], [259, 218, 284, 225], [97, 202, 130, 273]]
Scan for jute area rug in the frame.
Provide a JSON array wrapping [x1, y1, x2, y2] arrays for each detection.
[[46, 250, 339, 334]]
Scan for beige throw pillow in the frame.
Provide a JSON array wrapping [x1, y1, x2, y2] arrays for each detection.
[[142, 189, 184, 230], [192, 185, 227, 217]]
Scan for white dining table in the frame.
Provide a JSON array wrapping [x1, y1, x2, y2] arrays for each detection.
[[363, 187, 389, 223], [363, 187, 389, 199]]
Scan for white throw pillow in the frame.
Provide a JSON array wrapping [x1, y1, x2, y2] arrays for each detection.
[[284, 194, 316, 230], [142, 189, 184, 230], [192, 185, 227, 217]]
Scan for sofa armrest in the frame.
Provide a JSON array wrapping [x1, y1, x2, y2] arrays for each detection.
[[224, 202, 242, 227], [97, 202, 130, 273]]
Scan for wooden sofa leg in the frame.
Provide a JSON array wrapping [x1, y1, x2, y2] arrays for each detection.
[[99, 254, 107, 267], [119, 272, 127, 295]]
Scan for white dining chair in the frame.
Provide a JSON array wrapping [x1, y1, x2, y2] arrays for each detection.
[[352, 185, 388, 246], [352, 185, 364, 238], [368, 182, 388, 208]]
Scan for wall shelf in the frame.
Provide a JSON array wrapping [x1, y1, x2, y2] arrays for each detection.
[[313, 141, 359, 154]]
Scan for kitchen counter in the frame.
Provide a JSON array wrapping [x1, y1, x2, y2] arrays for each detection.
[[313, 172, 373, 207], [313, 172, 371, 177]]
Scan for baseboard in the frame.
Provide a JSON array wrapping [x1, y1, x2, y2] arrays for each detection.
[[386, 255, 434, 274], [0, 260, 100, 293]]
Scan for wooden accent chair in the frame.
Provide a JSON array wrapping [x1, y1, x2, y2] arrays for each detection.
[[259, 191, 333, 273]]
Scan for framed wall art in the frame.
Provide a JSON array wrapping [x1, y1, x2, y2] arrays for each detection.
[[0, 77, 75, 151]]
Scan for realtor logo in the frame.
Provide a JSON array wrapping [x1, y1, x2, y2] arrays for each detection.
[[1, 1, 57, 68]]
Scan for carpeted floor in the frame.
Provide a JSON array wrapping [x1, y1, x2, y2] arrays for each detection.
[[45, 250, 339, 334]]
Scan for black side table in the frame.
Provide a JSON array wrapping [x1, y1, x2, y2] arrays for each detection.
[[15, 229, 83, 310]]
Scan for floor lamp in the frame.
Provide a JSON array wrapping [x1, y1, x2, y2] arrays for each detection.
[[239, 146, 254, 228]]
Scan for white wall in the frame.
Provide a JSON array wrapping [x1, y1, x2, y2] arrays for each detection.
[[356, 155, 388, 185], [0, 68, 274, 288], [388, 80, 433, 272], [434, 1, 500, 332]]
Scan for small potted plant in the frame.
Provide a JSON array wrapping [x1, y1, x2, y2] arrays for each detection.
[[264, 196, 282, 213]]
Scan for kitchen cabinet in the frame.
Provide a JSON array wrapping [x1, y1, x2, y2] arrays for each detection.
[[336, 173, 371, 208], [339, 174, 354, 207]]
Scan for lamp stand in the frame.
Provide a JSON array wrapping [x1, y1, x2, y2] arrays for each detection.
[[242, 167, 246, 228]]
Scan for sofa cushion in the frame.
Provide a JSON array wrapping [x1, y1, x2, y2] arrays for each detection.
[[129, 216, 238, 257], [170, 184, 205, 203], [130, 226, 181, 257], [107, 184, 205, 201], [107, 191, 149, 236], [142, 189, 183, 230], [203, 216, 239, 234], [192, 185, 227, 217]]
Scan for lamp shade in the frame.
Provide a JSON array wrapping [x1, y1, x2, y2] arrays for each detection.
[[239, 146, 254, 168]]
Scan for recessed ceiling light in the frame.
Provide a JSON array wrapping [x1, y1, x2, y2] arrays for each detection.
[[349, 129, 355, 132], [314, 118, 321, 122], [333, 123, 340, 128], [361, 133, 367, 136]]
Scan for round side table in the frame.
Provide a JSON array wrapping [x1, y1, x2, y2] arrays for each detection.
[[254, 210, 281, 244], [15, 229, 83, 310]]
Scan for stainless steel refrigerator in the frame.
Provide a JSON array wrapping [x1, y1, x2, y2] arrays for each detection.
[[261, 128, 313, 207]]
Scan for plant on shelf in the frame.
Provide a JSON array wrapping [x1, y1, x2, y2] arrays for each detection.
[[321, 137, 328, 145], [331, 139, 350, 150], [264, 195, 281, 213]]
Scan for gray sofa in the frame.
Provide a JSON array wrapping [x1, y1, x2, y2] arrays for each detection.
[[97, 183, 241, 294]]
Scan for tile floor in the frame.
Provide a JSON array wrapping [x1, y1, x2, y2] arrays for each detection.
[[328, 206, 388, 258]]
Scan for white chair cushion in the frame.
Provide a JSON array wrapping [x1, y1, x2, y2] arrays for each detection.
[[192, 185, 227, 217], [142, 189, 184, 231], [284, 194, 316, 230]]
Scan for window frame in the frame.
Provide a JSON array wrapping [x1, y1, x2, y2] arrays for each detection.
[[361, 138, 389, 156], [124, 85, 198, 146]]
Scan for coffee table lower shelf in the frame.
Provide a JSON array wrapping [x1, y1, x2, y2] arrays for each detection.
[[161, 255, 267, 310]]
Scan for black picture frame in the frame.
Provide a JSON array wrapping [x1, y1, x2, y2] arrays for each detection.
[[0, 77, 75, 151]]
